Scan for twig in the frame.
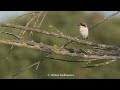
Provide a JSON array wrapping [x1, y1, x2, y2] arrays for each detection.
[[15, 11, 43, 21], [32, 58, 44, 78], [47, 57, 99, 62], [0, 31, 21, 61], [81, 60, 116, 68], [0, 31, 21, 39], [1, 11, 58, 63], [25, 13, 38, 27], [33, 12, 42, 28], [71, 42, 79, 49], [4, 12, 41, 63], [11, 60, 41, 78], [35, 61, 41, 70], [21, 13, 39, 38], [48, 25, 63, 34], [62, 41, 73, 48], [29, 12, 43, 36], [38, 11, 47, 28], [90, 11, 120, 30]]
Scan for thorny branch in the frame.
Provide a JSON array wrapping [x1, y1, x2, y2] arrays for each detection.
[[0, 39, 120, 60], [0, 11, 119, 70], [0, 23, 120, 51], [4, 11, 47, 62]]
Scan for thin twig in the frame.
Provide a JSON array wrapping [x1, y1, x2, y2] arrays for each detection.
[[21, 13, 39, 38], [33, 12, 42, 28], [90, 11, 120, 30], [29, 12, 43, 36], [15, 11, 43, 21], [62, 41, 79, 49], [61, 41, 73, 48], [11, 60, 41, 78], [48, 25, 63, 34], [25, 13, 38, 27], [0, 31, 21, 60], [4, 12, 40, 63], [38, 11, 47, 28], [47, 57, 99, 62], [4, 12, 43, 61], [71, 42, 79, 49], [81, 60, 116, 68], [0, 31, 21, 39], [35, 61, 41, 70], [32, 58, 44, 79]]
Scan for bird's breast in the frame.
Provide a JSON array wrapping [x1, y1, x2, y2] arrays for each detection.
[[80, 27, 88, 39]]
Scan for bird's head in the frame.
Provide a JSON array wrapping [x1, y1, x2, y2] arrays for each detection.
[[77, 23, 87, 27]]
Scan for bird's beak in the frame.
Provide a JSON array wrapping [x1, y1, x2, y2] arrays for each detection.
[[77, 24, 80, 26]]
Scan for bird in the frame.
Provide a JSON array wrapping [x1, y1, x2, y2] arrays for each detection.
[[78, 23, 89, 41]]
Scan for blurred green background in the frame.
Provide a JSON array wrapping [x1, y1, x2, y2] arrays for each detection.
[[0, 11, 120, 79]]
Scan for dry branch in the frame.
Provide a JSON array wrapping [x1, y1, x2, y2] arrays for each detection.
[[81, 60, 116, 68], [0, 11, 120, 69], [90, 11, 120, 30], [0, 39, 120, 60], [0, 23, 120, 51], [0, 11, 119, 78], [0, 31, 21, 39]]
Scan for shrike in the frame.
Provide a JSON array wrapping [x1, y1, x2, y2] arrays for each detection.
[[78, 23, 89, 40]]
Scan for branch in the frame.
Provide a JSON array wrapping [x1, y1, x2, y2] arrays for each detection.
[[0, 31, 21, 39], [46, 57, 99, 62], [0, 39, 120, 60], [15, 11, 44, 20], [38, 11, 47, 28], [11, 60, 41, 78], [90, 11, 120, 30], [81, 60, 116, 68], [0, 23, 120, 51]]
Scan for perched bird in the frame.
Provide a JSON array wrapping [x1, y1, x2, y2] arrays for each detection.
[[78, 23, 89, 40]]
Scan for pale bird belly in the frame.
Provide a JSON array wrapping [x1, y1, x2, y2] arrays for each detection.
[[80, 28, 88, 39]]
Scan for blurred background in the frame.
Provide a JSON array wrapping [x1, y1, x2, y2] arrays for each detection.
[[0, 11, 120, 79]]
